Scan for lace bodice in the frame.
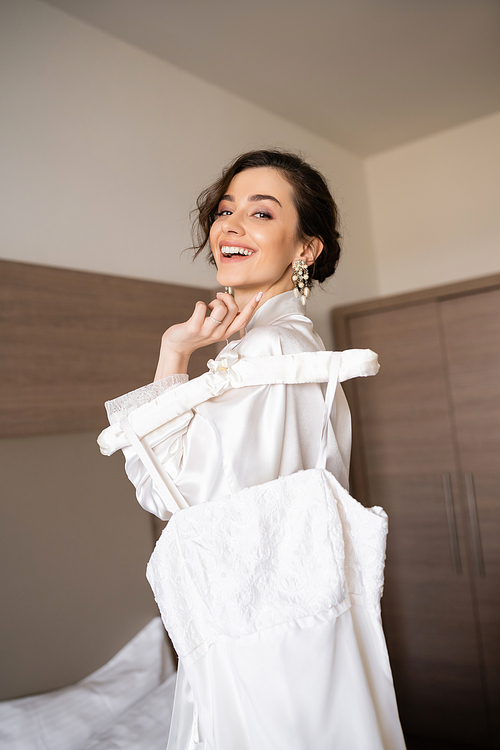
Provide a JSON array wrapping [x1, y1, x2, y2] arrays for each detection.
[[146, 468, 387, 661]]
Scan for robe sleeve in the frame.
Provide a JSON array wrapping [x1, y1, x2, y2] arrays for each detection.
[[104, 374, 189, 424]]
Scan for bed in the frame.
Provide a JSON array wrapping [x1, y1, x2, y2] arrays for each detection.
[[0, 618, 176, 750]]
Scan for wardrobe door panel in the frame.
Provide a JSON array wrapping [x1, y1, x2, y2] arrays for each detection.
[[441, 287, 500, 742], [349, 302, 488, 744]]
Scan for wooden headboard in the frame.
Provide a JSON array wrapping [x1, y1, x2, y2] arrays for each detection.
[[0, 259, 216, 437]]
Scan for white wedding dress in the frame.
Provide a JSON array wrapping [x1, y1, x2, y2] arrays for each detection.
[[98, 291, 406, 750]]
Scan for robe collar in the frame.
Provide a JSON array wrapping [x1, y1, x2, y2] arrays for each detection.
[[245, 291, 309, 332]]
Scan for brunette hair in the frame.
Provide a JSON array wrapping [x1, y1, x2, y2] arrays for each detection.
[[191, 149, 341, 283]]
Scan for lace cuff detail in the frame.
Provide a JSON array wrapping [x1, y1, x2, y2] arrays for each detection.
[[105, 374, 189, 425]]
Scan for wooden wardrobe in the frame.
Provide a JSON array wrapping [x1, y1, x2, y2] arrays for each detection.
[[333, 274, 500, 749]]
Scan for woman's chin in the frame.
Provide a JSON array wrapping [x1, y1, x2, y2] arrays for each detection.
[[216, 273, 248, 289], [216, 275, 232, 289]]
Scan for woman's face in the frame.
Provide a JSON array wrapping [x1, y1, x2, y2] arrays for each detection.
[[210, 167, 308, 299]]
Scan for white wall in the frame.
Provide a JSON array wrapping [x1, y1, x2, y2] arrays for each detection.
[[0, 0, 377, 348], [366, 111, 500, 297]]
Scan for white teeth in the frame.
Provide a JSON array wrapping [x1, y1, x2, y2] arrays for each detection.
[[221, 246, 253, 256]]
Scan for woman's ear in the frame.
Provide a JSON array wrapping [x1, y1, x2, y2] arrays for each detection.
[[300, 237, 323, 266]]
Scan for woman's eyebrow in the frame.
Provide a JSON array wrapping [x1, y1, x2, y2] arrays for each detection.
[[249, 194, 282, 207], [219, 193, 282, 207]]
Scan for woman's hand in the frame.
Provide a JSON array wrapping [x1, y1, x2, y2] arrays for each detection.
[[153, 291, 263, 380]]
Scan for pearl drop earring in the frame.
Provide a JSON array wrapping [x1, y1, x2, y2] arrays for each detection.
[[292, 260, 311, 305]]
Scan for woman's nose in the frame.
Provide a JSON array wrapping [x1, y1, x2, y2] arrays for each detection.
[[221, 212, 243, 235]]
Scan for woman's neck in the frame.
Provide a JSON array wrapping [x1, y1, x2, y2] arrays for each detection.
[[233, 278, 294, 313]]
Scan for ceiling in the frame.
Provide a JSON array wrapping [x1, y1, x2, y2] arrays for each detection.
[[44, 0, 500, 156]]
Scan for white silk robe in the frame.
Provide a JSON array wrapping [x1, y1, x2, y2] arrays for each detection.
[[99, 291, 406, 750]]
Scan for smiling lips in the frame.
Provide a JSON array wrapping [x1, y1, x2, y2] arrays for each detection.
[[220, 245, 256, 260]]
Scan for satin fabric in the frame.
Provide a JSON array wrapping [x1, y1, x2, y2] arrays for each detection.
[[115, 292, 353, 520], [99, 292, 406, 749], [173, 605, 403, 750]]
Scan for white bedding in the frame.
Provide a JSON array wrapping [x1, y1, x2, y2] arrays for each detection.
[[0, 618, 176, 750]]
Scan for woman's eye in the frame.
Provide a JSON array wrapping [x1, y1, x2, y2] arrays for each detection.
[[216, 210, 232, 217], [254, 211, 272, 219]]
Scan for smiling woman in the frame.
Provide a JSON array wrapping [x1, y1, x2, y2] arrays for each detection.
[[194, 149, 341, 288], [210, 168, 319, 309], [98, 149, 406, 750], [152, 151, 342, 380]]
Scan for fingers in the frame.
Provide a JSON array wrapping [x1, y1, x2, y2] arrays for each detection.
[[198, 291, 263, 341], [190, 300, 209, 328], [207, 292, 238, 329], [224, 292, 263, 337], [215, 292, 240, 320], [207, 298, 228, 326], [208, 314, 224, 325], [190, 299, 227, 333]]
